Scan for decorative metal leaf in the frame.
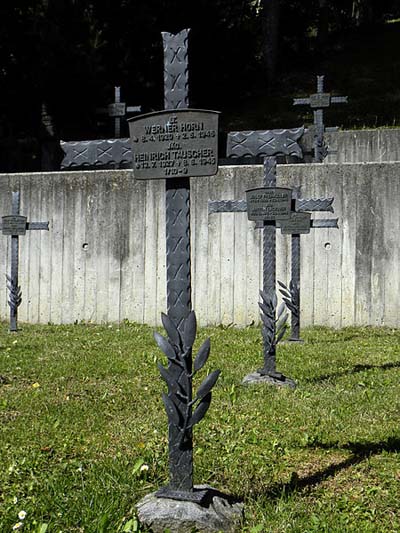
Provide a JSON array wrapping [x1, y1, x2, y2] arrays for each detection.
[[271, 292, 277, 308], [277, 302, 286, 319], [162, 392, 181, 428], [259, 301, 270, 317], [196, 370, 220, 401], [276, 313, 288, 332], [259, 289, 268, 302], [276, 323, 288, 344], [154, 331, 177, 361], [161, 312, 181, 348], [183, 310, 196, 349], [189, 392, 212, 428], [279, 288, 291, 299], [193, 338, 210, 373], [282, 297, 297, 313], [157, 363, 178, 393]]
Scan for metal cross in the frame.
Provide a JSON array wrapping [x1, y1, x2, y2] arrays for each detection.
[[0, 192, 49, 332], [278, 188, 338, 342], [128, 29, 220, 504], [161, 29, 194, 498], [209, 159, 338, 376], [293, 75, 348, 162], [97, 86, 141, 138]]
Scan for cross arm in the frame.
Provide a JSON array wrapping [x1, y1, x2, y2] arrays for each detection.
[[296, 197, 334, 213], [226, 127, 304, 159], [0, 221, 49, 232], [293, 98, 310, 106], [126, 105, 142, 113], [311, 218, 338, 228], [208, 199, 247, 214], [331, 96, 348, 104], [254, 218, 338, 229], [27, 222, 49, 230], [60, 138, 132, 169], [209, 197, 334, 215]]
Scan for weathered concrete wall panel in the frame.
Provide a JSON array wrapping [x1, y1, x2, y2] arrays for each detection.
[[325, 128, 400, 163], [0, 162, 399, 328]]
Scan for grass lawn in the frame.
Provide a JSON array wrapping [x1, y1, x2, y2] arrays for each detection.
[[0, 321, 399, 532]]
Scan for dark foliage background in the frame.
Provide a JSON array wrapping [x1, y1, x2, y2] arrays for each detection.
[[0, 0, 399, 171]]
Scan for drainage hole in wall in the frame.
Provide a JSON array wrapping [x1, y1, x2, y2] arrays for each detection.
[[324, 242, 331, 250]]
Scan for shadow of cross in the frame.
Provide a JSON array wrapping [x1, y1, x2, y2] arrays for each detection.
[[209, 156, 338, 386], [0, 191, 49, 332], [293, 75, 348, 162]]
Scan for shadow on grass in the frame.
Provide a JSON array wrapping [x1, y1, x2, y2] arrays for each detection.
[[258, 436, 400, 500], [306, 360, 400, 384]]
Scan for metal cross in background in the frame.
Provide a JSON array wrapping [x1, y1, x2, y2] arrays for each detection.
[[278, 189, 338, 342], [97, 86, 141, 138], [293, 75, 348, 162], [0, 192, 49, 332], [209, 160, 338, 379]]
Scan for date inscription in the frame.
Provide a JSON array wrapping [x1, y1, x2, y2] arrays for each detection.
[[128, 109, 219, 179], [278, 211, 311, 234], [1, 215, 27, 235], [246, 188, 292, 221]]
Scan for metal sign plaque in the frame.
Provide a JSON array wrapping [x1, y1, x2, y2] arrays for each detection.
[[278, 211, 311, 234], [128, 109, 219, 179], [2, 215, 27, 235], [309, 92, 331, 108], [108, 102, 127, 117], [245, 187, 292, 221]]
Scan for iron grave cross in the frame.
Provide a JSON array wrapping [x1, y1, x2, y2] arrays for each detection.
[[97, 86, 141, 138], [210, 187, 337, 347], [293, 75, 348, 162], [129, 29, 220, 504], [0, 191, 49, 332]]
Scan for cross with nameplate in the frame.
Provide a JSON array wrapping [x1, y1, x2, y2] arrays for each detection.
[[209, 158, 338, 382], [293, 75, 348, 162], [0, 192, 49, 332], [97, 86, 141, 138], [128, 29, 221, 505], [277, 190, 338, 342]]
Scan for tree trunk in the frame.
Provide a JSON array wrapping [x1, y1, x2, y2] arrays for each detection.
[[261, 0, 281, 87], [352, 0, 374, 26]]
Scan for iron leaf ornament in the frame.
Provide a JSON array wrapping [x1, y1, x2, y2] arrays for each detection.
[[6, 275, 22, 309], [155, 311, 220, 449], [278, 280, 300, 332], [259, 290, 289, 355]]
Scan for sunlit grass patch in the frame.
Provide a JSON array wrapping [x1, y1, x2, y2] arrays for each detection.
[[0, 322, 399, 532]]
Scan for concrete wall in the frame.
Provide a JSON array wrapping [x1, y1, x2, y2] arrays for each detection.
[[325, 128, 400, 163], [0, 162, 399, 328]]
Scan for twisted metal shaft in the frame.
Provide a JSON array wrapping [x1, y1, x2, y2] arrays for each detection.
[[290, 234, 301, 340], [162, 28, 193, 493], [9, 192, 20, 332], [261, 157, 277, 373]]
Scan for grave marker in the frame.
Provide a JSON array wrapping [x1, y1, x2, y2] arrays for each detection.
[[133, 29, 242, 532], [0, 192, 49, 332], [209, 160, 338, 372], [293, 75, 348, 162], [130, 28, 223, 505], [96, 86, 141, 138]]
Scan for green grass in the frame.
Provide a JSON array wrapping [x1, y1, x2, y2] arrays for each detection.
[[1, 322, 400, 532]]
